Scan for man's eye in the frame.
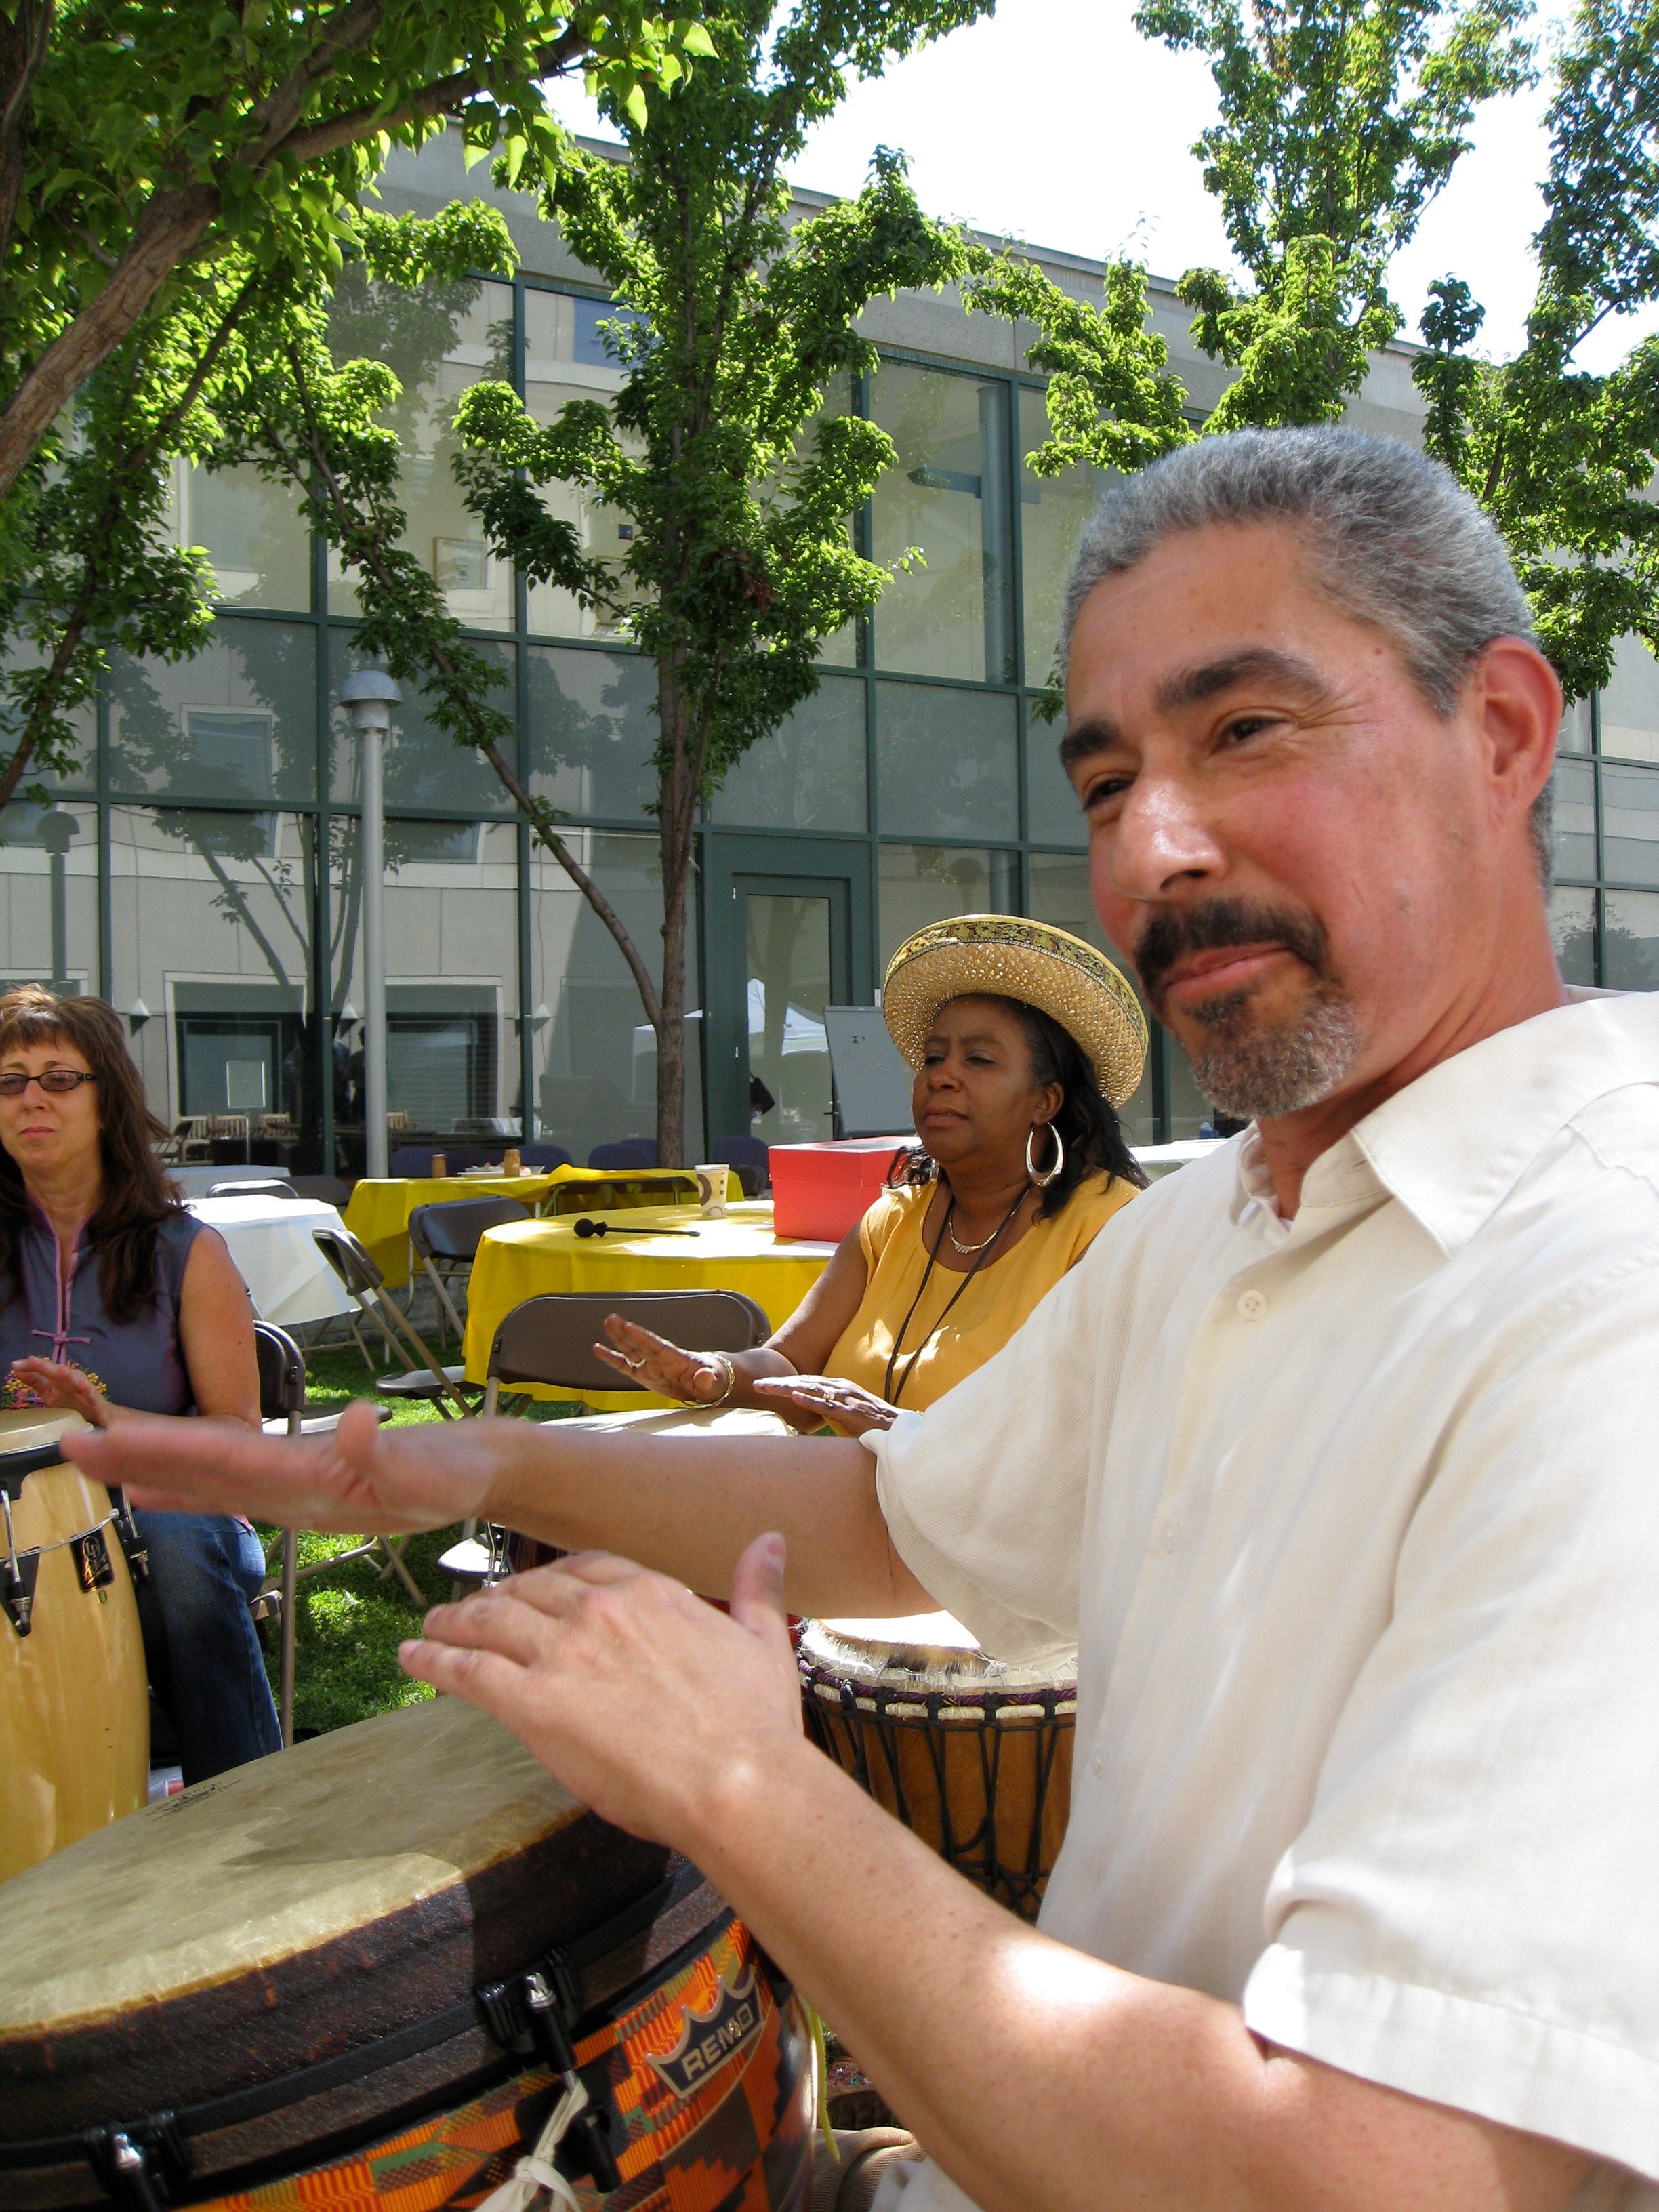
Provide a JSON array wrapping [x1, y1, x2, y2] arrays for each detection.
[[1082, 775, 1130, 811], [1221, 714, 1275, 745]]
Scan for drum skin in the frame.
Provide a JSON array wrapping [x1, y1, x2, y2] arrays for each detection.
[[0, 1458, 147, 1885], [0, 1698, 809, 2212], [798, 1614, 1076, 1921]]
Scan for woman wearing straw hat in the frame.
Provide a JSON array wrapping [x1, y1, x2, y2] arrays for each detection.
[[594, 916, 1148, 1435]]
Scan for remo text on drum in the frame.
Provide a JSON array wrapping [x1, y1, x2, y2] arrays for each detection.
[[0, 1695, 815, 2212], [0, 1406, 147, 1882], [796, 1612, 1076, 1921]]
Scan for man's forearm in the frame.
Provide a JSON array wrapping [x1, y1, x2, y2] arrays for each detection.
[[480, 1425, 930, 1615], [682, 1741, 1589, 2212]]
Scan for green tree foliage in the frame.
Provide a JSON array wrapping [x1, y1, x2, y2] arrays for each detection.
[[1416, 0, 1659, 699], [443, 0, 989, 1160], [1136, 0, 1534, 426]]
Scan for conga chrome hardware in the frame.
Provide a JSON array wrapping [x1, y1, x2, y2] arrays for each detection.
[[108, 1491, 150, 1586], [479, 1955, 621, 2193], [0, 1490, 39, 1637], [83, 2116, 189, 2212]]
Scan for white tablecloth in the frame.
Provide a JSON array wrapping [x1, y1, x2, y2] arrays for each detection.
[[187, 1197, 355, 1326]]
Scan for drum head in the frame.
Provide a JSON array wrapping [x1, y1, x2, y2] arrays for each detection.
[[798, 1614, 1078, 1698], [0, 1696, 668, 2136], [0, 1408, 89, 1496]]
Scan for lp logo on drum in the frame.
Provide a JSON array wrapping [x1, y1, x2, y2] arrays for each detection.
[[645, 1968, 763, 2099], [71, 1528, 115, 1598]]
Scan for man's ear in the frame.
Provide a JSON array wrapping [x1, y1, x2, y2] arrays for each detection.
[[1470, 637, 1563, 834]]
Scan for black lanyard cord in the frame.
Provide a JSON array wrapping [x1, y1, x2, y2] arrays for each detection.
[[882, 1183, 1029, 1409]]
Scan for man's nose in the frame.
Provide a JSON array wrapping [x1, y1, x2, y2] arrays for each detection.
[[1108, 773, 1228, 901]]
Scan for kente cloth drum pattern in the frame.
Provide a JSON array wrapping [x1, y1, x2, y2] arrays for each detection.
[[199, 1917, 813, 2212]]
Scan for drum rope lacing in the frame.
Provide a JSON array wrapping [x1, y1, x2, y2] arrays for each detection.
[[474, 2078, 591, 2212]]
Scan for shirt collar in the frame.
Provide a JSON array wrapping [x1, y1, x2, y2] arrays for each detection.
[[1228, 989, 1659, 1258]]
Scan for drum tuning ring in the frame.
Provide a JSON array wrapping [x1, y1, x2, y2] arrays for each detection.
[[478, 1959, 620, 2194]]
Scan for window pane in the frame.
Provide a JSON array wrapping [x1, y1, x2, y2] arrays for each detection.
[[771, 371, 857, 670], [1027, 712, 1086, 848], [869, 362, 1013, 682], [1600, 761, 1659, 886], [875, 682, 1017, 840], [108, 619, 317, 804], [1025, 851, 1153, 1147], [331, 636, 515, 813], [330, 815, 523, 1174], [878, 844, 1017, 968], [1559, 697, 1592, 756], [529, 831, 702, 1161], [169, 457, 311, 612], [1019, 386, 1099, 690], [712, 674, 867, 832], [1598, 635, 1659, 763], [4, 642, 96, 795], [1550, 884, 1596, 987], [526, 645, 655, 821], [746, 893, 833, 1145], [110, 807, 320, 1164], [1603, 889, 1659, 989], [327, 274, 514, 627], [523, 289, 637, 641], [1551, 755, 1596, 882], [0, 801, 98, 994]]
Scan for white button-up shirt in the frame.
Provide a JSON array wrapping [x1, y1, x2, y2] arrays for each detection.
[[867, 991, 1659, 2209]]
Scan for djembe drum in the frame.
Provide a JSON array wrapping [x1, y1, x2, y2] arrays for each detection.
[[0, 1406, 148, 1883], [0, 1696, 813, 2212], [797, 1612, 1076, 1921]]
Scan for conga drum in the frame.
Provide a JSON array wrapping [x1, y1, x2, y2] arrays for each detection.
[[797, 1613, 1076, 1921], [0, 1407, 148, 1883], [0, 1696, 814, 2212]]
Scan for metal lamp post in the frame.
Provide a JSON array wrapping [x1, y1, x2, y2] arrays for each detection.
[[337, 669, 401, 1178]]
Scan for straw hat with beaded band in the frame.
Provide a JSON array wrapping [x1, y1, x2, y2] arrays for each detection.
[[882, 915, 1148, 1109]]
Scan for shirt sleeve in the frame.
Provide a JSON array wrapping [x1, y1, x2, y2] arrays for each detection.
[[1242, 1234, 1659, 2181], [863, 1243, 1110, 1660], [857, 1186, 909, 1271]]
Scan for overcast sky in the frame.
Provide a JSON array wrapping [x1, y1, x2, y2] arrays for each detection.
[[546, 0, 1658, 377]]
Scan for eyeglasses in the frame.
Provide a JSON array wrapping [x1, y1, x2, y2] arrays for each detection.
[[0, 1069, 97, 1098]]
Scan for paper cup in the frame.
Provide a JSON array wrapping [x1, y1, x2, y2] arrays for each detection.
[[694, 1164, 728, 1217]]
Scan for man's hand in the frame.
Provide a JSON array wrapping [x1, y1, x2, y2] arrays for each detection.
[[398, 1532, 805, 1843], [751, 1374, 897, 1436], [61, 1399, 497, 1531]]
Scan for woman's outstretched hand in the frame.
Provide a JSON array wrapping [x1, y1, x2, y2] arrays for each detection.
[[398, 1532, 805, 1847], [592, 1314, 742, 1404], [750, 1374, 897, 1437], [60, 1397, 497, 1532], [8, 1357, 110, 1427]]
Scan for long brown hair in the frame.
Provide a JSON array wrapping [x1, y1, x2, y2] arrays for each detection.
[[0, 988, 182, 1322]]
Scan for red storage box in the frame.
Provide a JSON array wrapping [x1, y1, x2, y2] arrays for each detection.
[[769, 1137, 912, 1242]]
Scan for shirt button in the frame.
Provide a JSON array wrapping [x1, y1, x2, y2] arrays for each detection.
[[1090, 1748, 1105, 1779], [1236, 1288, 1269, 1320], [1158, 1515, 1183, 1555]]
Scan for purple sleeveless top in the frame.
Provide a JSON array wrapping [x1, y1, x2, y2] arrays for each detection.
[[0, 1203, 203, 1416]]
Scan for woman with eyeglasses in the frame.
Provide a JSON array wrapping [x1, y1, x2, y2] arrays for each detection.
[[0, 985, 280, 1784]]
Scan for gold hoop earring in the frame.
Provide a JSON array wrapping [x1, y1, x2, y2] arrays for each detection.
[[1025, 1123, 1063, 1188]]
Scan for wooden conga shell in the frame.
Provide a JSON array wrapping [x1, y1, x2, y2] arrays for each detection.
[[0, 1410, 146, 1884], [798, 1614, 1076, 1921]]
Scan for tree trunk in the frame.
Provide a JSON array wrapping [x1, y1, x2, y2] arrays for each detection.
[[653, 647, 699, 1167]]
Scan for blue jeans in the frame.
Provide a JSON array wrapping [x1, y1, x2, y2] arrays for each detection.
[[134, 1510, 282, 1786]]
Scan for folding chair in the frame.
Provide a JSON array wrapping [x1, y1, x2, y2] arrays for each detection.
[[586, 1138, 657, 1170], [447, 1290, 773, 1593], [253, 1322, 424, 1745], [310, 1225, 478, 1416], [542, 1172, 699, 1217], [209, 1179, 302, 1201], [408, 1195, 534, 1346]]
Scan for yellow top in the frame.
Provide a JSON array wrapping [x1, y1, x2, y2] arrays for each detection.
[[825, 1171, 1136, 1412]]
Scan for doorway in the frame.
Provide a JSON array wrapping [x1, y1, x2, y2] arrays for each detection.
[[701, 838, 872, 1148]]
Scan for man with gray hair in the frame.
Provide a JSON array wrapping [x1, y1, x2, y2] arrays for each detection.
[[79, 426, 1659, 2210]]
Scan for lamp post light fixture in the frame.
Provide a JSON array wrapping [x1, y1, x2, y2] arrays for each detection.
[[337, 668, 401, 1178]]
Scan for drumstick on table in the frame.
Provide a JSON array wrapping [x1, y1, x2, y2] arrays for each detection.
[[573, 1218, 700, 1239]]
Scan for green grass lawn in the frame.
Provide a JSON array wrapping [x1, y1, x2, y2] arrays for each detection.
[[254, 1344, 575, 1738]]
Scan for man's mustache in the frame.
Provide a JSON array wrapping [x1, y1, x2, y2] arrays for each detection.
[[1134, 898, 1334, 1010]]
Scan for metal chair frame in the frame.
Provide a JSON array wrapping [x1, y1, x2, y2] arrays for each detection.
[[310, 1225, 476, 1417]]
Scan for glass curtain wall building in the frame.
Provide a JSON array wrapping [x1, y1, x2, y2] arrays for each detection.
[[0, 157, 1637, 1166]]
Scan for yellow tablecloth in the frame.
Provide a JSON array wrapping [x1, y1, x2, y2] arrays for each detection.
[[342, 1166, 714, 1286], [462, 1202, 837, 1407]]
